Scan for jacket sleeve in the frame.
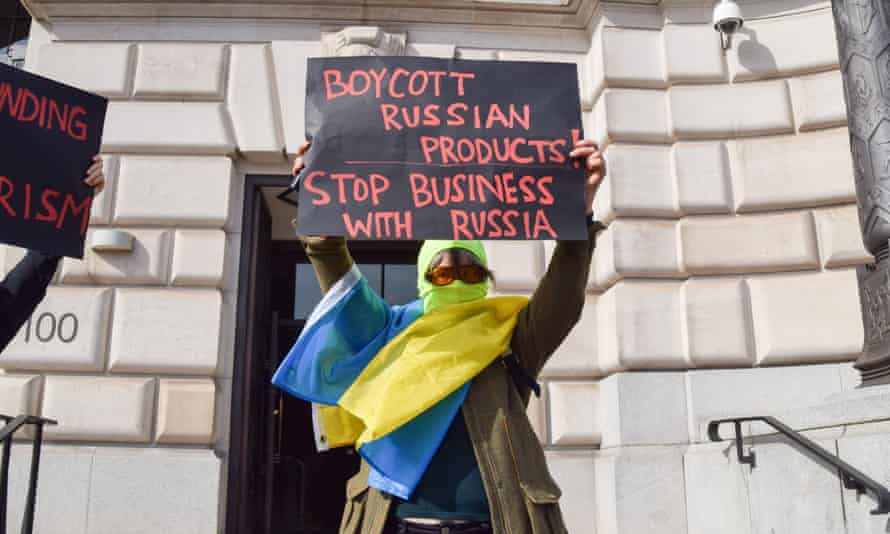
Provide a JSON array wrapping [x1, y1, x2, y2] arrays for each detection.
[[0, 250, 61, 352], [300, 236, 355, 294], [509, 222, 602, 380]]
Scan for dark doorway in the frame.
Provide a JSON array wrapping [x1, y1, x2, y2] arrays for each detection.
[[228, 175, 420, 534]]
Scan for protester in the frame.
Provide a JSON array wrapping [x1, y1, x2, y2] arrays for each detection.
[[0, 156, 105, 352], [273, 140, 605, 534]]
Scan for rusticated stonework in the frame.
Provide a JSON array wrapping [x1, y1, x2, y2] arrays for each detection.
[[832, 0, 890, 383]]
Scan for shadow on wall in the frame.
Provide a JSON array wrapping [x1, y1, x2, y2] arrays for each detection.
[[740, 0, 832, 19], [735, 27, 779, 77]]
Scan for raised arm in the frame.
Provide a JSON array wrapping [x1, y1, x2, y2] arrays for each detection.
[[291, 142, 354, 293], [510, 139, 606, 379], [302, 236, 354, 293], [0, 250, 61, 350], [509, 225, 601, 380]]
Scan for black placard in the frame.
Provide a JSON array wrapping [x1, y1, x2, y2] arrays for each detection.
[[297, 56, 586, 241], [0, 63, 108, 258]]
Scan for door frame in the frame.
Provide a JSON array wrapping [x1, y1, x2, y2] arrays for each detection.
[[226, 173, 290, 534]]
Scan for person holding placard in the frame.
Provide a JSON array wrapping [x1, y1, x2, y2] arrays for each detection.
[[0, 155, 105, 352], [274, 139, 604, 534]]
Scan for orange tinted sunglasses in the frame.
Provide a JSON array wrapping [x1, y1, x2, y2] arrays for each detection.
[[425, 264, 491, 286]]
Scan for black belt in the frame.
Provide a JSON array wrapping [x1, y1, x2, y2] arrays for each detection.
[[503, 351, 541, 397], [383, 517, 492, 534]]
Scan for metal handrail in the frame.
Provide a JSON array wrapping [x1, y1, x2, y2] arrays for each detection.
[[0, 414, 58, 534], [708, 416, 890, 515]]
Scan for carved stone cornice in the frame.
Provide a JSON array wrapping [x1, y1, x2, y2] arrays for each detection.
[[321, 26, 406, 57], [21, 0, 606, 30]]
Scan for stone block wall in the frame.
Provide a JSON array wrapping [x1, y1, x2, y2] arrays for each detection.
[[484, 4, 874, 533], [487, 2, 868, 426]]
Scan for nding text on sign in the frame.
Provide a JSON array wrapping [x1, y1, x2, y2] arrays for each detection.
[[0, 64, 107, 258]]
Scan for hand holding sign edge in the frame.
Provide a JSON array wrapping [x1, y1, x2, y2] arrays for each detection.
[[569, 140, 605, 217], [292, 141, 340, 242], [84, 155, 105, 195]]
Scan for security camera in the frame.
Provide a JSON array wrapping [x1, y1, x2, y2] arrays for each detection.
[[713, 0, 744, 49]]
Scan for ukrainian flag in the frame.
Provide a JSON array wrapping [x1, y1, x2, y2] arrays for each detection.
[[272, 265, 527, 499]]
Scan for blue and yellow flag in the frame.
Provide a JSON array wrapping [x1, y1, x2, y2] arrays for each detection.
[[272, 265, 527, 499]]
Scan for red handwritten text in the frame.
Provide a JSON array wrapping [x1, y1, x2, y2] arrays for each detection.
[[303, 170, 391, 206], [342, 211, 413, 239], [0, 82, 89, 142], [409, 172, 553, 208], [418, 136, 567, 165], [379, 103, 530, 131], [0, 175, 92, 235], [450, 208, 557, 239], [323, 68, 476, 100]]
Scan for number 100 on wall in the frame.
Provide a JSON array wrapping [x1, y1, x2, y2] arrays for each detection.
[[23, 312, 78, 343]]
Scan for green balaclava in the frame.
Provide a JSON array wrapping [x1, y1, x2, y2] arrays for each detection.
[[417, 240, 489, 313]]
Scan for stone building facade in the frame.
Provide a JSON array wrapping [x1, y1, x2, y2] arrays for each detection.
[[1, 0, 888, 533]]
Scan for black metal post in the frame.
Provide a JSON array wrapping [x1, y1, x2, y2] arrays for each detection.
[[0, 422, 12, 533], [21, 422, 45, 534], [830, 0, 890, 385], [733, 420, 756, 466]]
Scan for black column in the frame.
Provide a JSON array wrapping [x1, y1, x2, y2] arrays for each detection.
[[831, 0, 890, 385]]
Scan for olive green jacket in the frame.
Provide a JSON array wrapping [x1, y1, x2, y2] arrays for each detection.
[[301, 225, 599, 534]]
